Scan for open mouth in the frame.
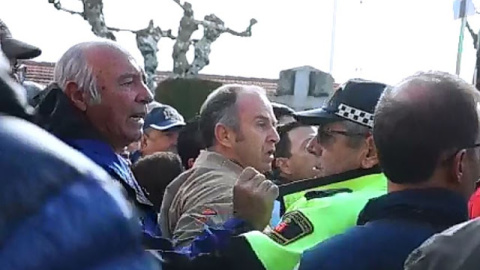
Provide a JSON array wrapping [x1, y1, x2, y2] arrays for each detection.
[[130, 112, 146, 121], [266, 149, 275, 159]]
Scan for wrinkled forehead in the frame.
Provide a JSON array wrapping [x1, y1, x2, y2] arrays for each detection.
[[87, 47, 142, 77]]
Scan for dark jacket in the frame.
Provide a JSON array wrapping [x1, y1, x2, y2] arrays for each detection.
[[298, 188, 468, 270], [0, 115, 159, 270]]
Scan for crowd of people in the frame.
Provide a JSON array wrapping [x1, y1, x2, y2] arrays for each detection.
[[3, 18, 480, 270]]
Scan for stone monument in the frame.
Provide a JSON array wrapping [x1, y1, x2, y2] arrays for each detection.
[[109, 20, 176, 91], [171, 0, 257, 77], [272, 66, 335, 111], [187, 15, 257, 76], [48, 0, 175, 92], [49, 0, 116, 40]]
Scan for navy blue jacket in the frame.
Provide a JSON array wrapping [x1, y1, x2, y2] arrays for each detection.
[[299, 188, 468, 270], [0, 115, 159, 270]]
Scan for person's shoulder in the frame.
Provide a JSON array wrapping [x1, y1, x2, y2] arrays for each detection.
[[289, 188, 382, 215], [405, 218, 480, 270], [183, 165, 238, 187], [0, 116, 156, 269], [0, 116, 109, 180], [299, 226, 372, 270]]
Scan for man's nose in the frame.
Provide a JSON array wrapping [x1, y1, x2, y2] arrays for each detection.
[[136, 84, 153, 104], [269, 126, 280, 143], [307, 137, 322, 156]]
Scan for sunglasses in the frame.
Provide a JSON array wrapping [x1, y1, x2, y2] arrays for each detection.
[[316, 127, 370, 146]]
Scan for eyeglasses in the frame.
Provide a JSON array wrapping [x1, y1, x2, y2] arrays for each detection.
[[442, 142, 480, 164], [316, 127, 369, 146]]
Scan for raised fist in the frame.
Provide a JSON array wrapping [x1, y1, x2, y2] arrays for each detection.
[[233, 167, 278, 231]]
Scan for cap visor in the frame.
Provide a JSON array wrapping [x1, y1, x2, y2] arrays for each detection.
[[2, 38, 42, 60], [148, 121, 186, 131], [294, 108, 342, 125]]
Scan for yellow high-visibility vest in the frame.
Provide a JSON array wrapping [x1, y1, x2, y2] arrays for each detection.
[[243, 173, 387, 270]]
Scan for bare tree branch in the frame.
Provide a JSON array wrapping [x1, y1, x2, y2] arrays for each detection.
[[226, 18, 257, 37], [48, 0, 84, 17], [107, 26, 136, 33], [466, 20, 478, 50], [172, 0, 186, 10]]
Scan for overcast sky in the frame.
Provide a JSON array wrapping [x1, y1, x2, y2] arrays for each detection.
[[2, 0, 480, 85]]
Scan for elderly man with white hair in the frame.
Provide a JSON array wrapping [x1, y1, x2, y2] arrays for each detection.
[[36, 40, 160, 243]]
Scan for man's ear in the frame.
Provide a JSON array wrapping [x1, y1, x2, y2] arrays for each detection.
[[140, 134, 148, 150], [360, 135, 379, 169], [275, 157, 292, 176], [214, 123, 234, 148], [452, 149, 467, 184], [63, 81, 88, 111]]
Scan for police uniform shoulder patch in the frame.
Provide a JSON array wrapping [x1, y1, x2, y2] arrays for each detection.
[[267, 210, 313, 245]]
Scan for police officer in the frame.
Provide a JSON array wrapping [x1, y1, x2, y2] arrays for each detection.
[[239, 79, 389, 270]]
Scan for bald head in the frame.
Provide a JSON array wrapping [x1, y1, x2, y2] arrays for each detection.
[[374, 71, 479, 184]]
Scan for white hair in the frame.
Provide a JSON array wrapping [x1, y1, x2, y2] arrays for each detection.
[[53, 41, 132, 104]]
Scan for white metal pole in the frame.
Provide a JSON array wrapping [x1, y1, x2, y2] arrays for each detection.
[[456, 18, 467, 75], [329, 0, 338, 75], [456, 0, 467, 75]]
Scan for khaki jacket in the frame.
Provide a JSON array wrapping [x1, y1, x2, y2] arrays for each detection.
[[159, 150, 243, 247]]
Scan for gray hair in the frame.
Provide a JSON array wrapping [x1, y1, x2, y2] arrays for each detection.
[[199, 84, 266, 148], [53, 41, 131, 104], [342, 120, 371, 149]]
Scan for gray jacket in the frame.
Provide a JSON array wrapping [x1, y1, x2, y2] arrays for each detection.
[[159, 150, 243, 247], [405, 218, 480, 270]]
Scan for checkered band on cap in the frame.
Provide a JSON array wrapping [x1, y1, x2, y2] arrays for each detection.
[[335, 103, 374, 128]]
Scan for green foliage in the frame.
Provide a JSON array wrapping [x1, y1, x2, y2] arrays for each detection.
[[155, 78, 222, 121]]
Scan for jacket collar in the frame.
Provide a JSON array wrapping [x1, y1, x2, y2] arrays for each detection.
[[193, 150, 244, 176], [278, 167, 386, 213], [278, 166, 382, 197], [35, 84, 105, 142], [357, 188, 468, 228]]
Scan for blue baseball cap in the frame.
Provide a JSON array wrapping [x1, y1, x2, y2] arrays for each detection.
[[143, 103, 186, 131]]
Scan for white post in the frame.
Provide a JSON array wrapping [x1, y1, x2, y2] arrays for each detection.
[[329, 0, 338, 75], [456, 0, 467, 75]]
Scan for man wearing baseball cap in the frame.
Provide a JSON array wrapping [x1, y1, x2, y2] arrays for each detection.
[[131, 102, 186, 163], [0, 19, 41, 83], [237, 79, 389, 270]]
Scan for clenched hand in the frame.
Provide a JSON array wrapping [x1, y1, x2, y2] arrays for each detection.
[[233, 167, 279, 231]]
